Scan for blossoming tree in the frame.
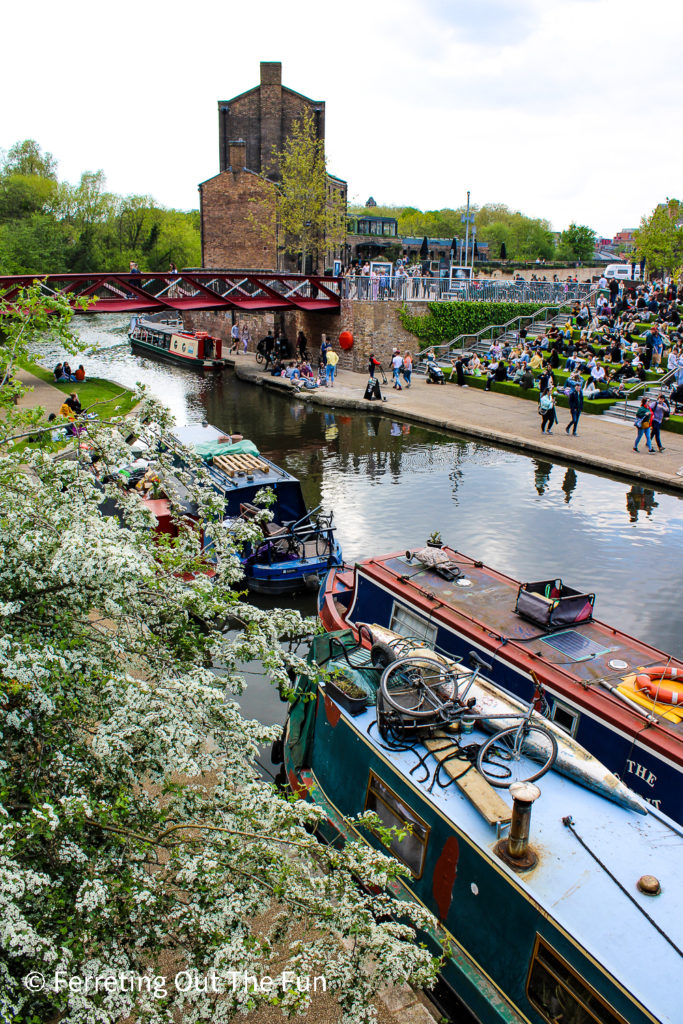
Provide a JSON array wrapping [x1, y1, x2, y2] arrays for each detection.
[[0, 288, 439, 1023]]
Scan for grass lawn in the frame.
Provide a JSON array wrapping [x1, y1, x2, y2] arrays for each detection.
[[18, 357, 138, 419]]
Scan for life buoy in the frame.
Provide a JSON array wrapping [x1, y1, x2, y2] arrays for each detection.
[[636, 666, 683, 705]]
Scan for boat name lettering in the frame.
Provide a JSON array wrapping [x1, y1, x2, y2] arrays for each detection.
[[624, 760, 656, 787]]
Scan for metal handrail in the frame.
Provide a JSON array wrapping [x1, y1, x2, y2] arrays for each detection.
[[622, 366, 677, 417], [339, 276, 593, 305], [433, 287, 600, 360]]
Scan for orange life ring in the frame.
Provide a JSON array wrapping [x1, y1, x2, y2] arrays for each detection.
[[636, 666, 683, 705]]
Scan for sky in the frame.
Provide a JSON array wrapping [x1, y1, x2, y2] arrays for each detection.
[[2, 0, 681, 237]]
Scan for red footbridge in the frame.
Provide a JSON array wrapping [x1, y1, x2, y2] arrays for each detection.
[[0, 271, 341, 315]]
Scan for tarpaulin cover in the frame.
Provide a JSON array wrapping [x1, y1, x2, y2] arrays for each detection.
[[192, 440, 260, 460]]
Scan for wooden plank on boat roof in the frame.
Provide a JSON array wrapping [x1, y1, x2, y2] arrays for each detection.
[[213, 456, 238, 476], [424, 733, 512, 826]]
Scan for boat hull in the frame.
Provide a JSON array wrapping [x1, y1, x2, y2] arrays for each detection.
[[283, 636, 676, 1024], [130, 336, 223, 370], [318, 557, 683, 824]]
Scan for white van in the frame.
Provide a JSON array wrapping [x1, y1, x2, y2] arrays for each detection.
[[604, 263, 640, 281]]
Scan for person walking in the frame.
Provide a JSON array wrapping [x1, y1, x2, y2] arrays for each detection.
[[241, 323, 251, 355], [565, 371, 583, 436], [325, 345, 339, 387], [391, 350, 403, 389], [367, 352, 382, 378], [649, 394, 670, 451], [230, 320, 240, 354], [402, 351, 413, 388], [539, 387, 556, 434], [633, 397, 655, 453]]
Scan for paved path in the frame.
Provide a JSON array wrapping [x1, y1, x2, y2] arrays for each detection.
[[226, 354, 683, 492], [14, 368, 68, 416]]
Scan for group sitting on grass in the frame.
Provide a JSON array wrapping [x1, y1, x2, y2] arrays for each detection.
[[54, 361, 86, 383]]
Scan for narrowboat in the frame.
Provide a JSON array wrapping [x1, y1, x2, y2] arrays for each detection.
[[318, 544, 683, 824], [128, 317, 225, 370], [169, 423, 342, 594], [283, 628, 682, 1024]]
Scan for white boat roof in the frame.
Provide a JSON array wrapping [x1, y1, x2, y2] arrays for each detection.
[[344, 702, 682, 1024]]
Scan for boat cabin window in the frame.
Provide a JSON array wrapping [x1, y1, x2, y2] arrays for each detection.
[[364, 771, 429, 878], [389, 603, 438, 647], [550, 699, 580, 738], [527, 936, 627, 1024]]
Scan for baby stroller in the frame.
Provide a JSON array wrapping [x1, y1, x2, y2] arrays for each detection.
[[426, 361, 446, 384]]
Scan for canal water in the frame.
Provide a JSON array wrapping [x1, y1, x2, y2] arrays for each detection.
[[40, 316, 683, 730]]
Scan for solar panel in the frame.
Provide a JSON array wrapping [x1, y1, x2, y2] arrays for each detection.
[[541, 630, 610, 661]]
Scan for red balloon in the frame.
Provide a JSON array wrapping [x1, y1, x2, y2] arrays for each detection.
[[339, 330, 353, 350]]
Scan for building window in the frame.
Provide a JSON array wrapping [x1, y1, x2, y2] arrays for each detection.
[[389, 603, 438, 646], [364, 771, 429, 877], [550, 700, 580, 737], [527, 936, 628, 1024]]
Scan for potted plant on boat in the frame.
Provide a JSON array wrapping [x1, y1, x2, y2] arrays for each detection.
[[324, 669, 368, 716], [426, 530, 443, 548]]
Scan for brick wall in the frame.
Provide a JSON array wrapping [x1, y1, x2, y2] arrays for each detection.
[[218, 62, 325, 178], [283, 299, 430, 372], [184, 300, 425, 371], [183, 310, 275, 348], [200, 169, 276, 270]]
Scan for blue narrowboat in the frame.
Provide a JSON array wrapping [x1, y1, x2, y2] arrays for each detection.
[[171, 423, 342, 595], [318, 545, 683, 825], [283, 629, 682, 1024]]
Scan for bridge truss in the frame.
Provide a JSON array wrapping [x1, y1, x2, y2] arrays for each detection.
[[0, 271, 342, 315]]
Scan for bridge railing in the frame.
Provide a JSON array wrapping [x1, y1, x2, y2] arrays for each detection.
[[0, 271, 343, 314], [339, 277, 593, 304]]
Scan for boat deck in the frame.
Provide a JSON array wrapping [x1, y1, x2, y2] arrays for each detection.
[[368, 552, 683, 703], [336, 698, 682, 1023]]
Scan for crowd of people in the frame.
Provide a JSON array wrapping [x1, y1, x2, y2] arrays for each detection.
[[440, 277, 682, 446], [255, 331, 341, 391]]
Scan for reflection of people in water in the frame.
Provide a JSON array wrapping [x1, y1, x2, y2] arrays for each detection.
[[561, 468, 577, 504], [532, 459, 552, 496], [626, 485, 658, 523], [390, 422, 401, 436]]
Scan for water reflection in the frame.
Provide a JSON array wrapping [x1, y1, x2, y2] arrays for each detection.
[[562, 468, 578, 504], [33, 314, 683, 660], [626, 486, 659, 522]]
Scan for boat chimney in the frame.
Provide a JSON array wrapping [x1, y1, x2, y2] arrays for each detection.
[[496, 782, 540, 871]]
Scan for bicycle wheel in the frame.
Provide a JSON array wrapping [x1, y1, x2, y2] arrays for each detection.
[[476, 724, 557, 788], [380, 655, 459, 720], [255, 351, 264, 364]]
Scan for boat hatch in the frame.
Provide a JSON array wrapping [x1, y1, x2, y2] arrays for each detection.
[[541, 631, 613, 662], [364, 770, 429, 878]]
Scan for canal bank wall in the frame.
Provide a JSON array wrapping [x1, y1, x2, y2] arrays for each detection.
[[184, 299, 432, 375], [227, 355, 683, 493]]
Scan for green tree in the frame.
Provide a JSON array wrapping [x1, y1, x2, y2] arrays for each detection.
[[259, 111, 347, 272], [557, 223, 596, 262], [634, 198, 683, 276], [0, 174, 58, 222], [1, 138, 58, 180], [0, 290, 438, 1024]]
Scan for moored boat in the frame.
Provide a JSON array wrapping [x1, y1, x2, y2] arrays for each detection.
[[283, 629, 682, 1024], [318, 544, 683, 824], [170, 423, 343, 594], [128, 316, 225, 370]]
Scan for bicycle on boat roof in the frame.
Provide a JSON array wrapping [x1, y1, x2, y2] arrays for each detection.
[[373, 647, 558, 788]]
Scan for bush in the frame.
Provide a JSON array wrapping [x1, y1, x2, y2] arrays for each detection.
[[399, 301, 554, 348]]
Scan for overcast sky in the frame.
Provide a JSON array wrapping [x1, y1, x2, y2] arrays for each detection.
[[3, 0, 680, 236]]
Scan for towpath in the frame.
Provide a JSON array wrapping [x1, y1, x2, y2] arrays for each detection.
[[227, 355, 683, 492]]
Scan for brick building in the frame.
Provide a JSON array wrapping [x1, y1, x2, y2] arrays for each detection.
[[200, 62, 347, 272]]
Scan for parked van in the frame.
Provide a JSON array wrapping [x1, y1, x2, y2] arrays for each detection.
[[604, 263, 640, 281]]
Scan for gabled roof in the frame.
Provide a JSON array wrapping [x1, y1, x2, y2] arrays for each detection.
[[218, 85, 324, 108]]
